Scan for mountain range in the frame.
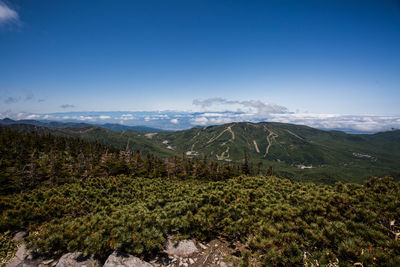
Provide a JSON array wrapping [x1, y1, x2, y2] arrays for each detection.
[[1, 118, 399, 183]]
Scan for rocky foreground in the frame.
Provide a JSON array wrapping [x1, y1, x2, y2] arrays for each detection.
[[5, 232, 244, 267]]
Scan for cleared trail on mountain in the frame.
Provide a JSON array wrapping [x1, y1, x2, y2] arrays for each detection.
[[263, 126, 278, 157], [190, 129, 203, 151], [207, 126, 235, 144], [286, 129, 304, 140], [205, 125, 235, 160], [253, 140, 260, 153]]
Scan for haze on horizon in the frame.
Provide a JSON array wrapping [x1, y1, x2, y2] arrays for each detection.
[[1, 0, 400, 132]]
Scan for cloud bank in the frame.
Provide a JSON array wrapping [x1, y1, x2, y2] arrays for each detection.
[[1, 98, 399, 133], [2, 110, 399, 133]]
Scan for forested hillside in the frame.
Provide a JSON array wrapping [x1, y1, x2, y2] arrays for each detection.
[[0, 128, 248, 195], [2, 120, 400, 184], [1, 128, 400, 266], [151, 122, 400, 183]]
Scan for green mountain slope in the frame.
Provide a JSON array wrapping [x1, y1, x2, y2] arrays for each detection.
[[0, 123, 175, 158], [2, 121, 399, 183], [0, 118, 164, 133], [149, 122, 400, 183]]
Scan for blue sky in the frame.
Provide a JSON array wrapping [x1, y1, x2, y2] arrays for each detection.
[[1, 0, 400, 132]]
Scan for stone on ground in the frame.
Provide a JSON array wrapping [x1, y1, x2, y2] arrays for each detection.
[[103, 251, 152, 267], [165, 238, 198, 257], [55, 252, 100, 267]]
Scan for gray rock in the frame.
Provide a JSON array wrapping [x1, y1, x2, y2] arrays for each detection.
[[103, 251, 152, 267], [13, 232, 27, 243], [5, 257, 21, 267], [15, 244, 30, 260], [165, 239, 198, 257], [55, 252, 100, 267], [6, 244, 31, 267]]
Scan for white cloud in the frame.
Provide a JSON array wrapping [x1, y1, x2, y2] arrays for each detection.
[[268, 113, 400, 133], [0, 1, 19, 25], [193, 97, 237, 108], [76, 116, 95, 121], [24, 114, 41, 120], [2, 110, 399, 133], [187, 111, 400, 133], [190, 116, 209, 125], [193, 98, 289, 117], [98, 115, 111, 120], [120, 114, 136, 120], [154, 114, 170, 118]]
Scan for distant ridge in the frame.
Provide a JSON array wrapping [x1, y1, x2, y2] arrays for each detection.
[[99, 123, 167, 133], [0, 118, 165, 133]]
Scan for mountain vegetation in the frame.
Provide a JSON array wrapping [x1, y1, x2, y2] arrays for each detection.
[[1, 127, 400, 266], [2, 120, 400, 184], [0, 118, 164, 133], [148, 122, 400, 183], [0, 128, 244, 195]]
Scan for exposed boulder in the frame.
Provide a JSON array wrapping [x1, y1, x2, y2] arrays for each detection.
[[55, 252, 100, 267], [12, 232, 27, 243], [6, 244, 32, 267], [103, 251, 152, 267], [164, 238, 198, 257]]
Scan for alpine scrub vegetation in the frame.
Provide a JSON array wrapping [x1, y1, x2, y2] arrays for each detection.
[[1, 176, 400, 266], [1, 128, 400, 266]]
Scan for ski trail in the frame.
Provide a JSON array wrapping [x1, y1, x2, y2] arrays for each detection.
[[216, 146, 230, 160], [263, 126, 278, 157], [206, 125, 235, 160], [253, 140, 260, 153], [286, 129, 304, 140], [228, 126, 235, 140], [190, 129, 202, 141], [207, 126, 234, 144], [190, 129, 202, 151], [221, 126, 235, 146], [191, 142, 197, 151]]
